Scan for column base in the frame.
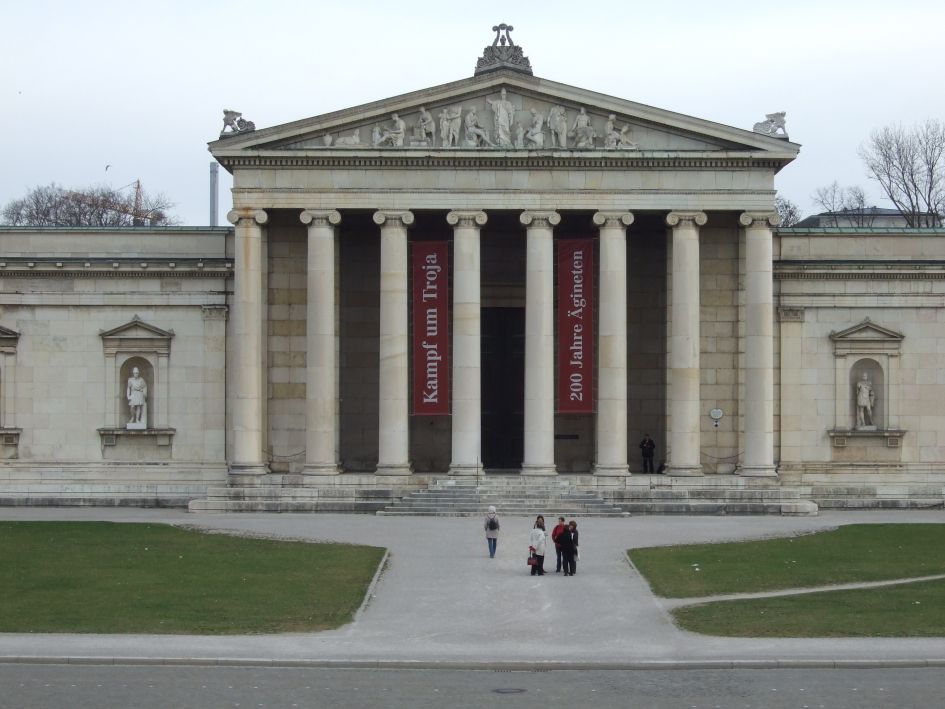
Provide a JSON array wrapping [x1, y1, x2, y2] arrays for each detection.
[[449, 463, 483, 477], [521, 463, 557, 476], [593, 464, 630, 477], [737, 465, 778, 478], [665, 464, 703, 477], [228, 462, 270, 476], [301, 463, 342, 476], [375, 463, 413, 476]]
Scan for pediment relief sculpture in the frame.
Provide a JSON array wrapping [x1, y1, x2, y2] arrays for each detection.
[[302, 92, 656, 152]]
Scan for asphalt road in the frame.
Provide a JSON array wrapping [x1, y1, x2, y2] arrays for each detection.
[[1, 665, 943, 709]]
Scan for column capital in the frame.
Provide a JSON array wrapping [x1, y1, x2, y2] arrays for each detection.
[[446, 210, 488, 228], [593, 211, 634, 229], [300, 209, 341, 227], [665, 211, 707, 228], [739, 211, 779, 228], [227, 208, 268, 226], [373, 210, 414, 228], [520, 210, 561, 228]]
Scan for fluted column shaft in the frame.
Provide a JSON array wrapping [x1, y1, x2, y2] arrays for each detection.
[[593, 211, 634, 476], [520, 211, 560, 475], [739, 212, 778, 477], [666, 211, 706, 476], [227, 208, 269, 475], [301, 210, 342, 474], [374, 210, 414, 475], [448, 211, 487, 475]]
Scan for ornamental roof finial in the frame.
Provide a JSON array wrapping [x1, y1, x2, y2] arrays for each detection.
[[474, 24, 533, 76]]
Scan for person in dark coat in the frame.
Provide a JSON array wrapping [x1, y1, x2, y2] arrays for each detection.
[[551, 516, 567, 573], [639, 433, 656, 473], [559, 519, 579, 576]]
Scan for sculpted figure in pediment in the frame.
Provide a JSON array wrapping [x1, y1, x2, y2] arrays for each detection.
[[439, 106, 462, 147], [525, 108, 545, 148], [464, 107, 495, 147], [617, 124, 638, 149], [604, 115, 620, 149], [486, 88, 516, 147], [547, 105, 568, 148], [334, 128, 363, 147], [570, 107, 596, 148], [373, 113, 406, 147], [415, 106, 436, 145]]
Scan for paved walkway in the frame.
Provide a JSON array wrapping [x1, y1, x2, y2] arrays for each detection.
[[1, 508, 944, 668]]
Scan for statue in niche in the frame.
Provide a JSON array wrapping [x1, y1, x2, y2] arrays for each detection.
[[373, 113, 406, 147], [486, 88, 516, 147], [524, 108, 545, 148], [439, 106, 462, 147], [334, 128, 363, 147], [126, 367, 148, 429], [414, 106, 436, 145], [463, 107, 495, 147], [569, 106, 596, 148], [547, 105, 568, 148], [855, 372, 876, 429]]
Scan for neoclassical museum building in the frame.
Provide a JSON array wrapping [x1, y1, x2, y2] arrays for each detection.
[[1, 30, 943, 513]]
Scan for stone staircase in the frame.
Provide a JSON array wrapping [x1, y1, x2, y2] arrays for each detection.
[[606, 477, 817, 515], [377, 476, 629, 517]]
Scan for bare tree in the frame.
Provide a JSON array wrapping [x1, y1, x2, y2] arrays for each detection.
[[859, 119, 945, 227], [2, 183, 178, 227], [811, 181, 873, 226], [774, 194, 802, 227]]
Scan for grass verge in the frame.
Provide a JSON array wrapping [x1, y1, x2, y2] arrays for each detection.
[[629, 524, 945, 598], [0, 521, 385, 634], [673, 578, 945, 637]]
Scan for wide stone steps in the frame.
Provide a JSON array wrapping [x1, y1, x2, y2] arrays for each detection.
[[377, 478, 629, 517]]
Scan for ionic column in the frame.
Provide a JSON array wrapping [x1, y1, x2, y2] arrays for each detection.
[[374, 210, 414, 476], [593, 211, 634, 477], [738, 212, 778, 477], [300, 209, 342, 475], [520, 211, 560, 475], [227, 208, 269, 475], [447, 210, 487, 475], [666, 211, 706, 476]]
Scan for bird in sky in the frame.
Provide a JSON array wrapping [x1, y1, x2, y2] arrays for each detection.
[[105, 164, 111, 172]]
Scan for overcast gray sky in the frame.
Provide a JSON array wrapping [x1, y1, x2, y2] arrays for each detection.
[[3, 0, 943, 225]]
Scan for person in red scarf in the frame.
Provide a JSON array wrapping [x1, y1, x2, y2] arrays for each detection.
[[551, 516, 567, 573]]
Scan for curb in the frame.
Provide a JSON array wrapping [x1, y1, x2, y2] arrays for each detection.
[[353, 548, 390, 623], [2, 657, 945, 670]]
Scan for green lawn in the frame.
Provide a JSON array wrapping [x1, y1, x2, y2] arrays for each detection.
[[0, 522, 385, 634], [674, 579, 945, 637], [629, 524, 945, 598]]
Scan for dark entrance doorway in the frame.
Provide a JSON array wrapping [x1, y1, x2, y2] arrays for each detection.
[[481, 307, 525, 470]]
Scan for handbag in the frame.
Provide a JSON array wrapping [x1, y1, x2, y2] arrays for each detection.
[[527, 553, 538, 566]]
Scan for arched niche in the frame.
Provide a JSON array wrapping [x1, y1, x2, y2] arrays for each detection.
[[120, 356, 154, 429], [849, 357, 884, 430]]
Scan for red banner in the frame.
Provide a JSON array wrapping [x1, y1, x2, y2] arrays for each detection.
[[412, 241, 450, 415], [557, 239, 594, 413]]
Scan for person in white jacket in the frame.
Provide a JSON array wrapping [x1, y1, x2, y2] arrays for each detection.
[[484, 505, 500, 558], [528, 515, 547, 576]]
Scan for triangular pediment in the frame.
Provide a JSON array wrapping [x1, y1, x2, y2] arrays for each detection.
[[210, 70, 799, 164], [0, 325, 19, 353], [100, 316, 175, 341], [830, 319, 904, 342]]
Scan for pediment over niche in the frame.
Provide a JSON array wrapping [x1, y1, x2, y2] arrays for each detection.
[[0, 325, 19, 354], [210, 70, 799, 162], [830, 318, 903, 356], [100, 315, 174, 356]]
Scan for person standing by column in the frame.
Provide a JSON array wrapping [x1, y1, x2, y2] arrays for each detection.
[[639, 433, 656, 473], [529, 515, 547, 576], [551, 516, 567, 573], [484, 505, 500, 558]]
